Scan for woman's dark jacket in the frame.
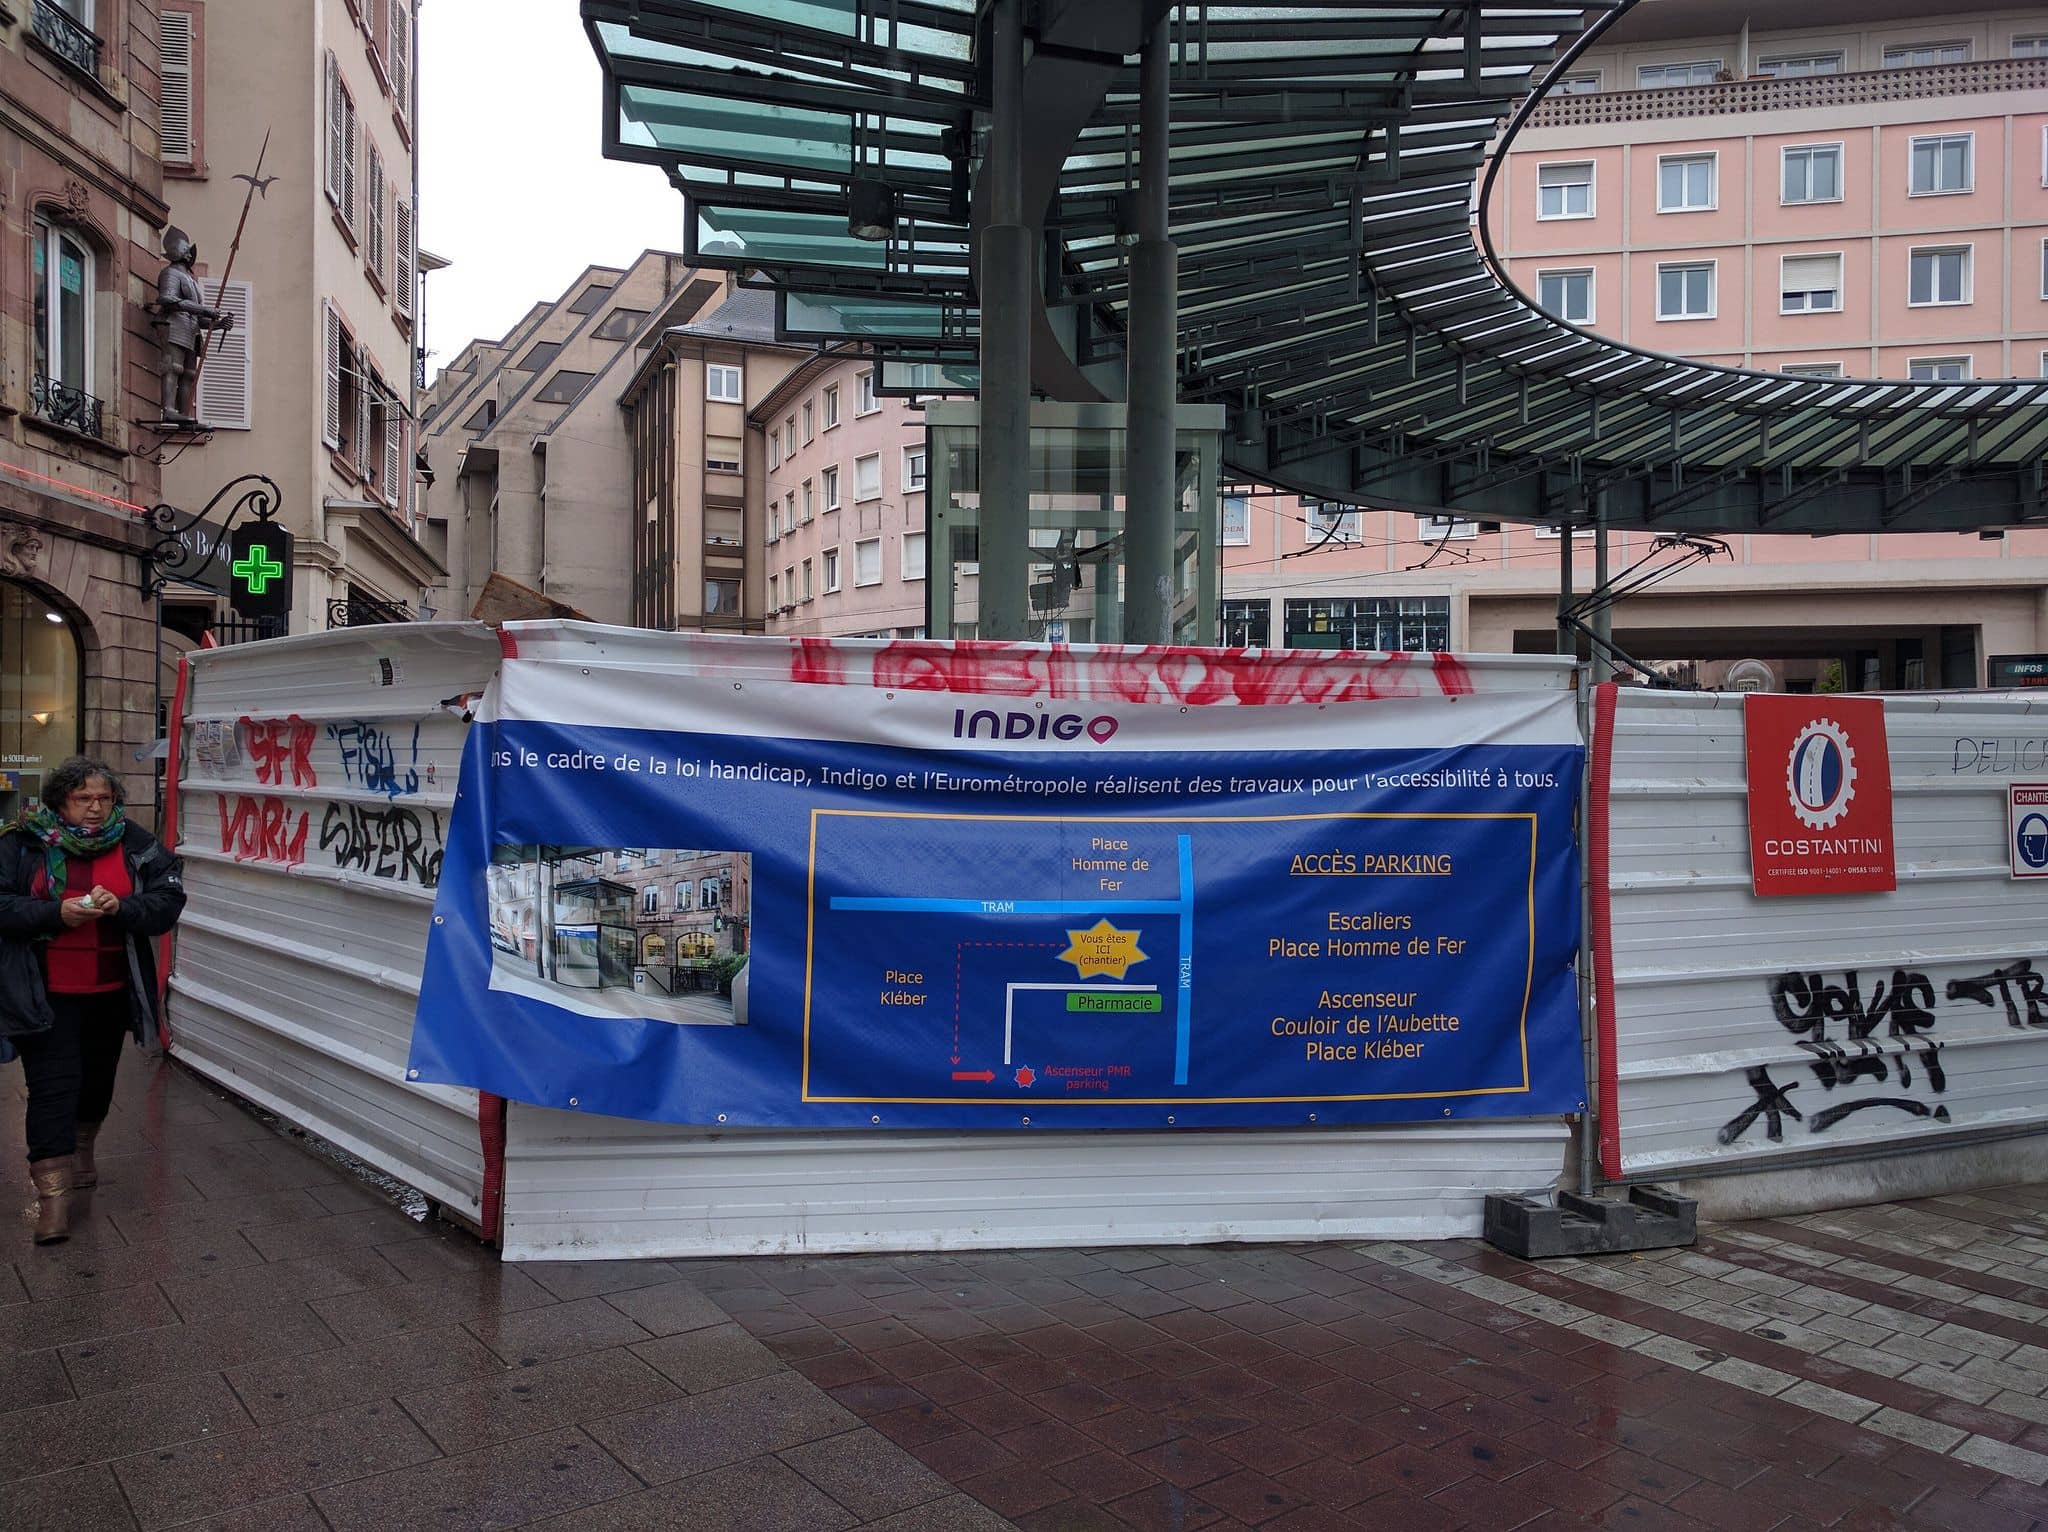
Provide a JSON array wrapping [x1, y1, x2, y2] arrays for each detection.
[[0, 822, 186, 1045]]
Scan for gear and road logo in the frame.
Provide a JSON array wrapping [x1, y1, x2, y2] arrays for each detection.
[[1785, 717, 1857, 831]]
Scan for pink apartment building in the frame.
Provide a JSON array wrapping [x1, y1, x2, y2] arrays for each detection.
[[758, 354, 938, 639], [1214, 2, 2048, 690]]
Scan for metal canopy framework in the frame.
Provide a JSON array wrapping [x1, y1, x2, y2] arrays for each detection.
[[586, 0, 2048, 533]]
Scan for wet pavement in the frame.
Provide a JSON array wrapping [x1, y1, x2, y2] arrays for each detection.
[[5, 1054, 2048, 1531]]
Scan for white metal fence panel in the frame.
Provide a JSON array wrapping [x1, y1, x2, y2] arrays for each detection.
[[168, 624, 500, 1220], [1607, 690, 2048, 1177]]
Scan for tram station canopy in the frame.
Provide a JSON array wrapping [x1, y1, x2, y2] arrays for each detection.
[[585, 0, 2048, 533]]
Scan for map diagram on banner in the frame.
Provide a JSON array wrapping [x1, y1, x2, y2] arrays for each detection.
[[802, 808, 1543, 1107]]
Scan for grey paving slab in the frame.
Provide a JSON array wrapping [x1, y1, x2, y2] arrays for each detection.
[[582, 1370, 861, 1483], [396, 1345, 680, 1455], [0, 1371, 251, 1484], [629, 1319, 785, 1393], [467, 1292, 652, 1366], [522, 1258, 683, 1303], [597, 1275, 731, 1335], [307, 1264, 555, 1342], [0, 1463, 141, 1531], [777, 1426, 958, 1521], [157, 1245, 405, 1323], [310, 1427, 639, 1532], [529, 1454, 861, 1531], [58, 1296, 340, 1397]]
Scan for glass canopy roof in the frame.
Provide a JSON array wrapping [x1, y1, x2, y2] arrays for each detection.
[[586, 0, 2048, 533]]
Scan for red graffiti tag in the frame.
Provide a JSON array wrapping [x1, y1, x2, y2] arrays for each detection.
[[817, 639, 1463, 705], [217, 794, 309, 868], [240, 715, 318, 787]]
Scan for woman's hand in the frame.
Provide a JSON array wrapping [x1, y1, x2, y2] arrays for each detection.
[[89, 886, 120, 917], [60, 897, 104, 929]]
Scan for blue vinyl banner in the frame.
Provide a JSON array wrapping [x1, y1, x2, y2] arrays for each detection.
[[408, 633, 1586, 1128]]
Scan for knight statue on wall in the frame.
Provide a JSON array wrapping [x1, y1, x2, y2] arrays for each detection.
[[152, 226, 234, 424]]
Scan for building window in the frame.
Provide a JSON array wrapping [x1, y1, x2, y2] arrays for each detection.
[[642, 886, 660, 916], [0, 581, 82, 811], [822, 465, 841, 510], [802, 480, 815, 521], [854, 453, 882, 501], [1220, 599, 1270, 648], [1883, 42, 1969, 68], [904, 447, 927, 492], [800, 560, 813, 600], [1758, 52, 1844, 77], [2014, 36, 2048, 58], [854, 538, 882, 587], [365, 145, 386, 282], [515, 341, 561, 372], [1909, 134, 1973, 196], [768, 434, 780, 470], [784, 420, 796, 455], [2041, 237, 2048, 299], [706, 456, 740, 474], [675, 881, 690, 911], [568, 283, 613, 315], [823, 384, 841, 428], [705, 578, 741, 615], [902, 531, 926, 581], [1419, 516, 1478, 541], [1908, 357, 1971, 382], [1220, 493, 1251, 546], [324, 53, 358, 229], [1537, 268, 1593, 324], [1657, 154, 1715, 212], [158, 7, 200, 167], [32, 0, 101, 78], [700, 877, 722, 910], [1782, 144, 1843, 205], [1284, 597, 1449, 653], [1637, 60, 1721, 89], [1781, 363, 1844, 379], [822, 546, 841, 593], [31, 216, 94, 418], [769, 504, 781, 541], [594, 308, 647, 341], [786, 493, 797, 530], [1908, 246, 1970, 306], [388, 1, 413, 119], [1305, 502, 1362, 543], [1552, 72, 1599, 95], [802, 401, 815, 442], [706, 363, 742, 402], [1656, 261, 1715, 320], [1536, 161, 1593, 220], [1780, 254, 1843, 314], [536, 371, 595, 404], [856, 370, 878, 414]]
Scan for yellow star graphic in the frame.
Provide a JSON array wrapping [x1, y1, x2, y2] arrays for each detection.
[[1058, 919, 1148, 980]]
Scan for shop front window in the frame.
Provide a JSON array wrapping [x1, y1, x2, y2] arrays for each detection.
[[0, 580, 83, 818]]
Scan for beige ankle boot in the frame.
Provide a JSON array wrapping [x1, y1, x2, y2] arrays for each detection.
[[30, 1157, 73, 1244], [73, 1121, 102, 1190]]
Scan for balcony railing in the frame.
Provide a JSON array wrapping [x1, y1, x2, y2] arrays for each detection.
[[30, 373, 106, 440], [30, 0, 101, 81], [327, 591, 415, 629], [1527, 55, 2048, 129]]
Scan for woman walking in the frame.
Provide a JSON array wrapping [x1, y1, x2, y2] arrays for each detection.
[[1, 757, 186, 1243]]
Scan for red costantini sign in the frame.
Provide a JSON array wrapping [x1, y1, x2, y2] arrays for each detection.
[[1743, 695, 1896, 897]]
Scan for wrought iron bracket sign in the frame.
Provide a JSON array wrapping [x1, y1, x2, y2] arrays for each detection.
[[139, 472, 285, 607]]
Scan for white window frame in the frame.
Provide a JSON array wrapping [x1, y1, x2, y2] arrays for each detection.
[[1419, 516, 1478, 542], [854, 537, 883, 587], [2041, 236, 2048, 300], [642, 886, 660, 916], [1907, 245, 1972, 307], [823, 383, 841, 428], [822, 546, 841, 594], [1637, 60, 1721, 89], [1779, 253, 1844, 315], [1305, 503, 1362, 544], [853, 452, 882, 502], [768, 434, 781, 470], [855, 370, 878, 415], [769, 503, 781, 541], [2040, 349, 2048, 379], [705, 363, 742, 402], [1656, 152, 1717, 214], [2014, 35, 2048, 58], [1534, 524, 1596, 540], [1536, 161, 1594, 221], [801, 481, 814, 521], [1219, 492, 1251, 547], [1655, 260, 1716, 321], [903, 446, 927, 493], [1883, 41, 1970, 68], [1757, 51, 1845, 78], [1908, 133, 1974, 197], [32, 216, 95, 398], [1907, 356, 1972, 382], [1781, 363, 1845, 379], [1781, 143, 1844, 206], [1536, 267, 1594, 325], [822, 465, 841, 511], [801, 559, 813, 601], [1552, 71, 1600, 95], [802, 401, 814, 442], [902, 531, 926, 581], [783, 420, 795, 455]]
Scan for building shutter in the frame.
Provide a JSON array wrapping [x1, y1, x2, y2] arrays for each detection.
[[322, 304, 342, 447], [394, 201, 414, 316], [341, 87, 358, 227], [366, 147, 385, 280], [383, 403, 402, 506], [325, 53, 343, 205], [355, 368, 375, 479], [1782, 254, 1838, 294], [159, 11, 195, 163], [197, 280, 252, 429], [390, 1, 411, 118]]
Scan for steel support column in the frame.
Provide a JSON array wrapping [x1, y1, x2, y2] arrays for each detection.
[[977, 0, 1033, 640], [1591, 493, 1613, 681], [1123, 12, 1178, 644], [1556, 514, 1574, 658]]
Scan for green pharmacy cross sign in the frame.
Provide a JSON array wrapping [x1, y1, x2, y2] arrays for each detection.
[[227, 522, 293, 620]]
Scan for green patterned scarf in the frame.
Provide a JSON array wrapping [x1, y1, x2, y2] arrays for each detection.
[[18, 802, 127, 902]]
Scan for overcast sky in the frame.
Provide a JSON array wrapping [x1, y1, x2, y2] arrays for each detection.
[[418, 0, 683, 378]]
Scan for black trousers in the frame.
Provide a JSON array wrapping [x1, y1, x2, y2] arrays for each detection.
[[14, 991, 132, 1164]]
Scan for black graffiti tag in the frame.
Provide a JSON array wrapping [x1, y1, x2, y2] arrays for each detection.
[[318, 802, 444, 888], [1946, 960, 2048, 1030], [1719, 1067, 1803, 1145]]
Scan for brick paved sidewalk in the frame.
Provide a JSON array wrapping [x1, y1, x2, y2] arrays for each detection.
[[5, 1055, 2048, 1530]]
